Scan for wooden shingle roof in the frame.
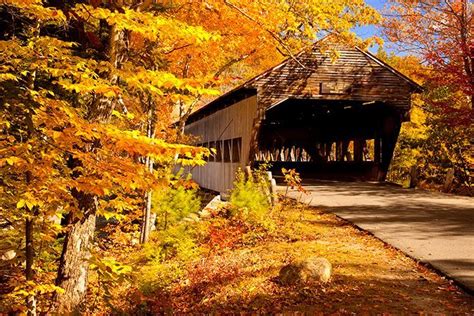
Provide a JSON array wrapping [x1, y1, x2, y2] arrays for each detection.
[[187, 43, 422, 123]]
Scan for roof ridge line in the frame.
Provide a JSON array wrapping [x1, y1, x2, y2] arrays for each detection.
[[243, 36, 333, 87]]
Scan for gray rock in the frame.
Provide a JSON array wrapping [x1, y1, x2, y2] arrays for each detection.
[[199, 195, 228, 218], [279, 257, 332, 285]]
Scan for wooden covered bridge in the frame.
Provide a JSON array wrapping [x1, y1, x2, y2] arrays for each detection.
[[184, 43, 421, 193]]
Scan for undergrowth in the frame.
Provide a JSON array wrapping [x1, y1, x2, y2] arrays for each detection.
[[134, 197, 474, 314], [229, 166, 273, 228], [84, 168, 473, 315], [132, 169, 275, 302]]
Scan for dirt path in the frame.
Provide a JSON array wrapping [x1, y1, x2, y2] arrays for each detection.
[[282, 181, 474, 292]]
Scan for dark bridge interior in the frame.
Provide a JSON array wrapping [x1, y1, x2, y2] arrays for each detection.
[[254, 99, 405, 181]]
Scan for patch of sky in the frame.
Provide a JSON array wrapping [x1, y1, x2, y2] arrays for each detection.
[[353, 0, 406, 55]]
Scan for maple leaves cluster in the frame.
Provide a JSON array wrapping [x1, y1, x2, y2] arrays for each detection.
[[382, 0, 473, 190]]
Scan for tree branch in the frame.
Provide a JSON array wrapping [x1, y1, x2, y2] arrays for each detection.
[[214, 48, 257, 79], [223, 0, 314, 70]]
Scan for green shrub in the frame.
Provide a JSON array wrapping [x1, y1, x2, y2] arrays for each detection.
[[153, 185, 201, 230], [138, 184, 202, 294], [139, 224, 201, 293], [229, 168, 270, 225]]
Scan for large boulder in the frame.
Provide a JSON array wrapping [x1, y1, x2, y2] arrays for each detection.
[[279, 257, 332, 285]]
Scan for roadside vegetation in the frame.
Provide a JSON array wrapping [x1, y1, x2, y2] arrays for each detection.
[[66, 174, 474, 314]]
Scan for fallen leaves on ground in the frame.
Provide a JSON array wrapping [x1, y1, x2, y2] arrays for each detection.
[[147, 200, 474, 314]]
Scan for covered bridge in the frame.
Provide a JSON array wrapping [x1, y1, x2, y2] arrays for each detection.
[[184, 44, 421, 193]]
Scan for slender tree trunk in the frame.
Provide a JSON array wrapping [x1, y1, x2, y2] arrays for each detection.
[[25, 42, 38, 316], [140, 102, 155, 244], [458, 0, 474, 115], [140, 183, 153, 244], [25, 218, 36, 316], [140, 154, 154, 243]]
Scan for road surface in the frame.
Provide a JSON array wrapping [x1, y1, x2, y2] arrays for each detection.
[[281, 181, 474, 292]]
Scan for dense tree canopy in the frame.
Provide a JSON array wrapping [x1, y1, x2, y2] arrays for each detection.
[[382, 0, 473, 191], [0, 0, 471, 314]]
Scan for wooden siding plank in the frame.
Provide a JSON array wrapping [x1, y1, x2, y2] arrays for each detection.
[[184, 95, 258, 193]]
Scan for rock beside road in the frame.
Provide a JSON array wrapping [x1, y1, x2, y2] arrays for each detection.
[[279, 257, 332, 285]]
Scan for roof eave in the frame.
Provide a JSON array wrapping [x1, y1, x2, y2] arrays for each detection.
[[356, 47, 423, 93]]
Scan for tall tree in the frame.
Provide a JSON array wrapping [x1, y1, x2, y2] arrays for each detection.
[[0, 0, 213, 313], [383, 0, 473, 191], [383, 0, 473, 110]]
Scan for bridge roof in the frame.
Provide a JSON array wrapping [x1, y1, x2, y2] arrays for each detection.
[[186, 43, 422, 124]]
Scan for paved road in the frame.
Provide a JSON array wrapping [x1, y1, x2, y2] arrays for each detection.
[[280, 181, 474, 292]]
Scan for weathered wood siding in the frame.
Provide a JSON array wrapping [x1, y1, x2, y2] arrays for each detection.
[[184, 95, 258, 193]]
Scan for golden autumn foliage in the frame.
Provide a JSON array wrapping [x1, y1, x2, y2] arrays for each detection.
[[377, 51, 473, 192], [0, 0, 214, 312], [0, 0, 399, 314], [166, 0, 382, 127], [380, 0, 472, 191]]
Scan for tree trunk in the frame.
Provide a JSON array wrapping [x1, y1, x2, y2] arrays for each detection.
[[25, 218, 36, 316], [140, 189, 153, 244], [53, 22, 127, 312], [140, 103, 155, 244], [54, 193, 96, 313], [140, 154, 154, 243]]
